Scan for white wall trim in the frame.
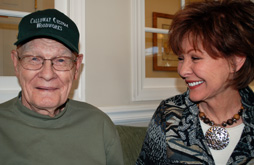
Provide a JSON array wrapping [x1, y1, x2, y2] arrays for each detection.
[[100, 104, 157, 125], [68, 0, 86, 102], [0, 9, 30, 17], [0, 77, 21, 103], [131, 0, 187, 101], [54, 0, 69, 15]]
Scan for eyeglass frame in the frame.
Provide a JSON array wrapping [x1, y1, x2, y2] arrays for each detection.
[[16, 51, 78, 71]]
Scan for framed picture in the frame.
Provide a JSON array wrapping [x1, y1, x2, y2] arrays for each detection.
[[152, 12, 178, 71]]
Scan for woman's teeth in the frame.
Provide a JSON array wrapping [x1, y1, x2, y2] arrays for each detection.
[[188, 81, 204, 87]]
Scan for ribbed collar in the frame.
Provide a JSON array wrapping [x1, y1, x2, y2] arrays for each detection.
[[12, 92, 70, 128]]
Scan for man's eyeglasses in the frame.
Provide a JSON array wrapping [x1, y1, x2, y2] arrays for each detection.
[[17, 54, 77, 71]]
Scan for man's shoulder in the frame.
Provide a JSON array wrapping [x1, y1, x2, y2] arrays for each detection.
[[67, 99, 112, 121], [0, 97, 18, 110], [68, 99, 99, 110]]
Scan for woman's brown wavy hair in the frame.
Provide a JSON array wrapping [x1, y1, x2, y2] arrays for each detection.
[[169, 0, 254, 89]]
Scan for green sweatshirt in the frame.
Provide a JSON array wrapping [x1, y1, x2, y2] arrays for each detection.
[[0, 96, 123, 165]]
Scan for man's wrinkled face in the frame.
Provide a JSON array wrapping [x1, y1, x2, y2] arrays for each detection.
[[11, 38, 83, 116]]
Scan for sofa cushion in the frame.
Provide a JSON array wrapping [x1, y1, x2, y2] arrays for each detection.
[[116, 125, 147, 165]]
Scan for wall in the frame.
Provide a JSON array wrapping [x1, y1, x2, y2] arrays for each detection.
[[85, 0, 131, 107], [85, 0, 161, 126], [85, 0, 160, 106]]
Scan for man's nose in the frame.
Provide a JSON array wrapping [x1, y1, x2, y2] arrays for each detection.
[[38, 60, 56, 80]]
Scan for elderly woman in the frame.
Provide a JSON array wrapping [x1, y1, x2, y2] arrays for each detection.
[[137, 0, 254, 164]]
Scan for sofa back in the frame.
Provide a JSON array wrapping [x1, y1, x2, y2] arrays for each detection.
[[116, 125, 147, 165]]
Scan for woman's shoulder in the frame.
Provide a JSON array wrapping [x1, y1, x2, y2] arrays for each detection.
[[151, 92, 188, 126], [158, 92, 187, 111]]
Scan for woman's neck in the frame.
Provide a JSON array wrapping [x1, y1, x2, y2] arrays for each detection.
[[198, 89, 242, 127]]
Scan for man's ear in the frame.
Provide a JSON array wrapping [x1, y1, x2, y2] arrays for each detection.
[[11, 50, 19, 76], [234, 55, 246, 72], [74, 54, 83, 80]]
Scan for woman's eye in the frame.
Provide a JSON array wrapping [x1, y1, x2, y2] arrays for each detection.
[[192, 56, 200, 60], [178, 56, 184, 61]]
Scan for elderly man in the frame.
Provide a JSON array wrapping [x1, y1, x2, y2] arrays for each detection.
[[0, 9, 123, 165]]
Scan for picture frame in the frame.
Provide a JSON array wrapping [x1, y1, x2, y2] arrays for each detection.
[[152, 12, 178, 71]]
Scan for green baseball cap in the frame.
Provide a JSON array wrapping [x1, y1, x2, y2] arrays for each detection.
[[14, 9, 79, 53]]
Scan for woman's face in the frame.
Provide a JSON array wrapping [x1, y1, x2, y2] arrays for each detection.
[[177, 37, 236, 103]]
